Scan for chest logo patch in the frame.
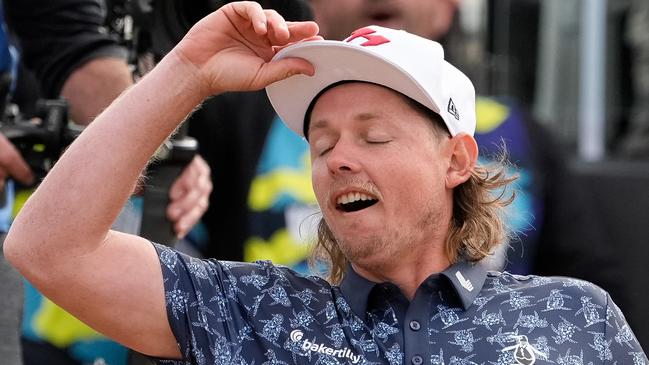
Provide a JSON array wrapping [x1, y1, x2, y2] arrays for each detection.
[[501, 335, 545, 365]]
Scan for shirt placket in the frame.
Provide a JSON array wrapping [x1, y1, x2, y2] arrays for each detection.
[[403, 282, 434, 365]]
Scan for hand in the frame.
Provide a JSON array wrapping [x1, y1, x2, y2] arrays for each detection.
[[174, 1, 320, 96], [166, 155, 212, 238], [0, 134, 34, 190]]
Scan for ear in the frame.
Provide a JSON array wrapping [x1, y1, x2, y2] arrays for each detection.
[[445, 133, 478, 189]]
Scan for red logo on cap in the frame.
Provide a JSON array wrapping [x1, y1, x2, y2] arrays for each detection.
[[346, 27, 390, 46]]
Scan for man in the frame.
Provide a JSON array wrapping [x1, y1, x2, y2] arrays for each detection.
[[0, 7, 34, 362], [4, 2, 646, 364]]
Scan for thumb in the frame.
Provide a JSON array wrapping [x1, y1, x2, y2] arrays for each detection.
[[0, 135, 34, 185], [254, 57, 314, 88]]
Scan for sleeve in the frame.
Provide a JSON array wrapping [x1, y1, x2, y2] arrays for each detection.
[[603, 292, 647, 363], [5, 0, 127, 97], [152, 243, 253, 363]]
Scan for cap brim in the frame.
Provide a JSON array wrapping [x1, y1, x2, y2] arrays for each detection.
[[266, 40, 441, 138]]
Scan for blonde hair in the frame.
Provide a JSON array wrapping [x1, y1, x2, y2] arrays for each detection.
[[308, 96, 517, 284]]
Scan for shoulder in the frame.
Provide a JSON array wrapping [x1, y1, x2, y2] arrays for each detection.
[[479, 272, 619, 323], [476, 272, 647, 360], [483, 271, 607, 297], [479, 271, 613, 315], [154, 243, 329, 293], [225, 259, 331, 291]]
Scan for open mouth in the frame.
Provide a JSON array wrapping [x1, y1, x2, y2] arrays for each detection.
[[370, 12, 394, 22], [366, 5, 400, 24], [336, 192, 379, 213]]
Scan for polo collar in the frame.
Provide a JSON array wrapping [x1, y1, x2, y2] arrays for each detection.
[[339, 260, 488, 316], [439, 260, 488, 310], [339, 265, 377, 318]]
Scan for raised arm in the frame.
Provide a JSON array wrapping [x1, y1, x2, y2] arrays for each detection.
[[3, 2, 318, 358]]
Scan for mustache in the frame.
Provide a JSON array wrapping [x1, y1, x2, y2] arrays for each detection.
[[325, 177, 382, 203]]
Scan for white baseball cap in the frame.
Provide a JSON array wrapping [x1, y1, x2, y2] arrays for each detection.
[[265, 25, 476, 139]]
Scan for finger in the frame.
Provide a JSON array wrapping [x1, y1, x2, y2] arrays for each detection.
[[268, 22, 320, 48], [253, 57, 315, 88], [168, 156, 211, 216], [0, 135, 34, 185], [168, 155, 210, 200], [191, 155, 211, 182], [285, 21, 320, 43], [264, 10, 289, 44], [167, 175, 211, 220], [174, 198, 209, 238], [272, 35, 324, 54], [167, 174, 211, 221], [231, 1, 267, 34], [169, 165, 199, 201]]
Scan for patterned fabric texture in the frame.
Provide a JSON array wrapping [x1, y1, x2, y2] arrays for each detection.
[[153, 243, 647, 365]]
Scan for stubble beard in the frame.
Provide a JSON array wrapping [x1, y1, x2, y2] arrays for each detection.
[[334, 198, 446, 274]]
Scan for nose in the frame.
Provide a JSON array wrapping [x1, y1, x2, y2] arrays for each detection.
[[325, 140, 362, 175]]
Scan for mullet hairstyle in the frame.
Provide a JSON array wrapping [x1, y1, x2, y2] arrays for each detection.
[[308, 91, 518, 284]]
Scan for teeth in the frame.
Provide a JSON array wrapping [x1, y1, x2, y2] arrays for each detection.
[[337, 192, 375, 205]]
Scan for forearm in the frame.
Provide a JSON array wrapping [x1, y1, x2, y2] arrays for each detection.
[[4, 50, 206, 269], [61, 57, 134, 124]]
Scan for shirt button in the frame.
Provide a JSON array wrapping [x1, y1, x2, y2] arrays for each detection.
[[411, 355, 423, 365], [409, 320, 421, 331]]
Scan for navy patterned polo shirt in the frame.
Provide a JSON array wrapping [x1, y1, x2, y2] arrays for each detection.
[[153, 243, 647, 365]]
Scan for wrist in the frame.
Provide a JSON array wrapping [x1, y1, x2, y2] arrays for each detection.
[[164, 48, 215, 102]]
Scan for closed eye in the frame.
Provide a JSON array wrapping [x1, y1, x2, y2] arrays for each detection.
[[318, 147, 333, 156]]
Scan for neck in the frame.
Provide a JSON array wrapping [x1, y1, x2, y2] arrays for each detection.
[[351, 248, 452, 301]]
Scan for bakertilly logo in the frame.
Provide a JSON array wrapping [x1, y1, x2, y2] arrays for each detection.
[[290, 330, 361, 363]]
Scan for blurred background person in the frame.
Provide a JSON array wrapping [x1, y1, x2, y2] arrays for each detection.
[[0, 2, 36, 364], [618, 0, 649, 158], [4, 0, 212, 363]]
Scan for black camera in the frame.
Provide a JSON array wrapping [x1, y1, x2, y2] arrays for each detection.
[[0, 98, 79, 181]]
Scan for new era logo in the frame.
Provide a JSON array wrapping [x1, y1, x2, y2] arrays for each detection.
[[447, 98, 460, 120], [455, 271, 474, 292]]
